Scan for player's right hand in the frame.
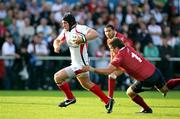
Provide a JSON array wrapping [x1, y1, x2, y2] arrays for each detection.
[[82, 66, 90, 72], [54, 47, 60, 53], [82, 66, 95, 72], [107, 39, 113, 46], [73, 34, 86, 45]]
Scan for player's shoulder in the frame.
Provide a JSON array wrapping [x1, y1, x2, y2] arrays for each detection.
[[59, 29, 67, 35], [128, 46, 136, 51], [76, 24, 90, 31], [56, 29, 67, 41], [119, 46, 131, 55], [116, 32, 124, 38], [76, 24, 87, 28], [119, 46, 127, 52]]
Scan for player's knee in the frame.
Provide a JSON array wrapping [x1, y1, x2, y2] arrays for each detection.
[[126, 87, 136, 98], [160, 85, 169, 93], [109, 73, 117, 79], [54, 73, 58, 81], [54, 73, 63, 84], [126, 88, 131, 96]]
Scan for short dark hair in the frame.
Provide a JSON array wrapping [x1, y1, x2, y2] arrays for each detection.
[[105, 24, 115, 30], [109, 37, 125, 49], [62, 12, 77, 31]]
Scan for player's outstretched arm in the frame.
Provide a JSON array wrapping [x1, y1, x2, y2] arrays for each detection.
[[83, 64, 116, 75]]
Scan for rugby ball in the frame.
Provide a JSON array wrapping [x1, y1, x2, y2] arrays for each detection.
[[68, 33, 82, 47]]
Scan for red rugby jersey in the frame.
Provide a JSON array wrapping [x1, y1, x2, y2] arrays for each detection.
[[115, 32, 133, 47], [111, 46, 155, 81]]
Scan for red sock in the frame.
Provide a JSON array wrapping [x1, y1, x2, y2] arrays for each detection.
[[132, 95, 150, 110], [166, 78, 180, 89], [90, 85, 109, 104], [57, 82, 74, 99], [108, 78, 116, 98]]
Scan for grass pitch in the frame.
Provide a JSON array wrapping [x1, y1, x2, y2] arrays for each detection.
[[0, 90, 180, 119]]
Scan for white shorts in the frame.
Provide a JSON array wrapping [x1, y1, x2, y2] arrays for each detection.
[[64, 65, 89, 78]]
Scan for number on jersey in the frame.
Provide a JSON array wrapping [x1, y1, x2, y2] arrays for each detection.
[[131, 52, 142, 63]]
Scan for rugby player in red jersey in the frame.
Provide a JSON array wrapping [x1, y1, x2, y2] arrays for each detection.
[[104, 24, 133, 98], [83, 37, 180, 113]]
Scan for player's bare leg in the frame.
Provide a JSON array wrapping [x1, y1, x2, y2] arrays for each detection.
[[77, 73, 114, 113], [54, 69, 76, 107], [126, 86, 152, 113]]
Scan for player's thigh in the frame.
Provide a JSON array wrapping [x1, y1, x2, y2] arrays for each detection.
[[126, 80, 152, 98], [130, 80, 152, 93], [153, 69, 167, 92], [54, 66, 74, 81]]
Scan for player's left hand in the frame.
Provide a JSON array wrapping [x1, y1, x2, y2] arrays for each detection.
[[82, 65, 95, 72]]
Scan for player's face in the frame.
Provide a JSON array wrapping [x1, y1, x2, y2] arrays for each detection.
[[62, 20, 69, 31], [104, 27, 115, 39]]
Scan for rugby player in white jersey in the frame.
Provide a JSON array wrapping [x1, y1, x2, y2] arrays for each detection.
[[53, 12, 114, 113]]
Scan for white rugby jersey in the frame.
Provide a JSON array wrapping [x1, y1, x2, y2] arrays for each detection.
[[57, 24, 90, 66]]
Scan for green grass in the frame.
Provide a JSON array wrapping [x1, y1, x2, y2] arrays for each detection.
[[0, 91, 180, 119]]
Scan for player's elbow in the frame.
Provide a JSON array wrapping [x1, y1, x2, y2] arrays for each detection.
[[53, 40, 58, 47], [54, 73, 63, 84], [93, 31, 99, 38], [87, 29, 99, 40], [93, 32, 99, 39]]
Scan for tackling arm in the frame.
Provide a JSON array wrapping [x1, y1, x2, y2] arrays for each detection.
[[87, 64, 117, 75]]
